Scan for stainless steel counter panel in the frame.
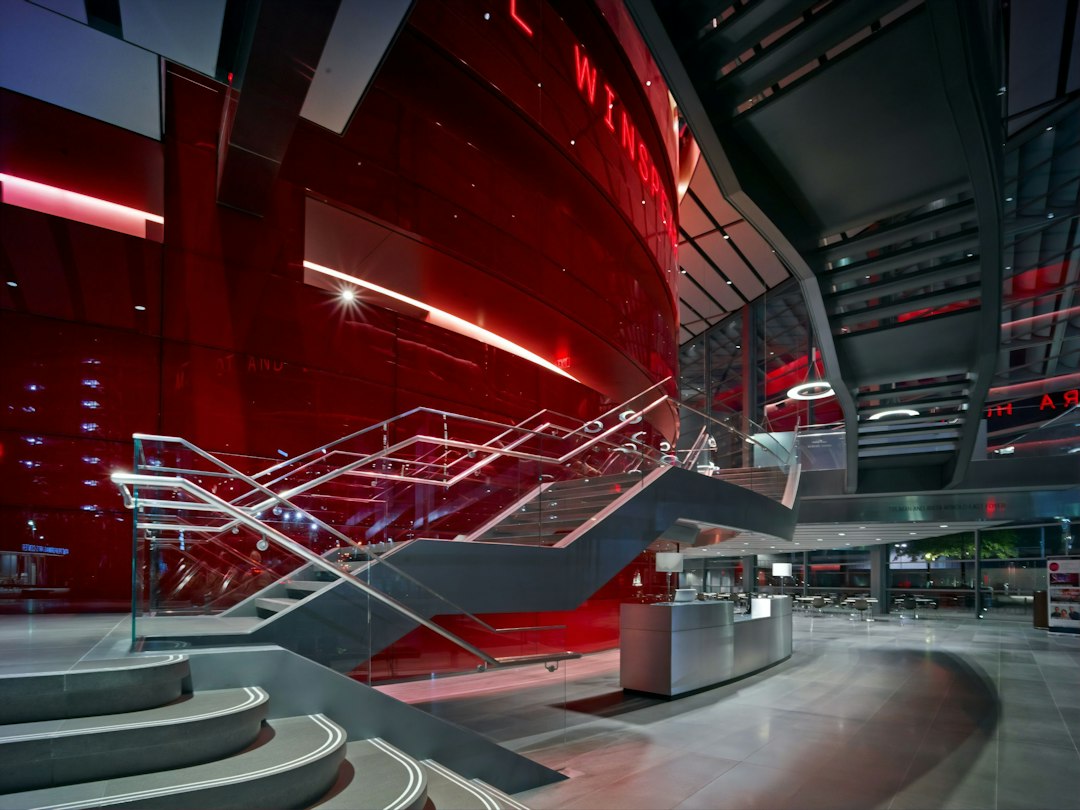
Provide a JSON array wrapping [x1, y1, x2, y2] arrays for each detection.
[[620, 602, 734, 697], [733, 597, 793, 680], [620, 597, 791, 697], [621, 600, 735, 632]]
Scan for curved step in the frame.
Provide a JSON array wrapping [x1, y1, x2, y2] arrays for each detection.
[[0, 714, 346, 810], [0, 687, 269, 793], [313, 738, 427, 810], [421, 759, 529, 810], [0, 656, 190, 724]]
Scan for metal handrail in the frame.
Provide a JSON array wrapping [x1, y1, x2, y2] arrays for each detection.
[[115, 472, 504, 667], [560, 376, 674, 438], [670, 396, 794, 469]]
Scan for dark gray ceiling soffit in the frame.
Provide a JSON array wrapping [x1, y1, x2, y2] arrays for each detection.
[[924, 0, 1004, 488], [217, 0, 341, 216], [628, 0, 1003, 496]]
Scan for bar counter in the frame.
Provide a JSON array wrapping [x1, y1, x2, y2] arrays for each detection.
[[620, 596, 792, 697]]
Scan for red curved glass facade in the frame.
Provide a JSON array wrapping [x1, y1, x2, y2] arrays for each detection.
[[0, 0, 680, 654]]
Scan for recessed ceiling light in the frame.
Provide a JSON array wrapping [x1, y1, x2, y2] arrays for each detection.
[[5, 281, 16, 288], [838, 533, 846, 536], [645, 80, 652, 87], [1046, 126, 1054, 132], [341, 289, 356, 302], [939, 524, 949, 528], [909, 532, 917, 535], [723, 234, 730, 240], [134, 305, 146, 311]]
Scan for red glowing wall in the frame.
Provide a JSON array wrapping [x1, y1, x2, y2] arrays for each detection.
[[0, 0, 679, 659]]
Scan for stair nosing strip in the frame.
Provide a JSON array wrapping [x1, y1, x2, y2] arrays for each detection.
[[26, 713, 344, 810], [0, 654, 187, 681], [0, 687, 267, 743], [422, 759, 499, 810], [370, 737, 426, 810], [471, 777, 531, 810]]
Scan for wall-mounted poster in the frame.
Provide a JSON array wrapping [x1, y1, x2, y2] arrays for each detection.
[[1047, 559, 1080, 635]]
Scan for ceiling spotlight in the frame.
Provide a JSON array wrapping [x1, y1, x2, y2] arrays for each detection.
[[787, 382, 834, 400], [341, 289, 356, 302], [867, 409, 919, 420]]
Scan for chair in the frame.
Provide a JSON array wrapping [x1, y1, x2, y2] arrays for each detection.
[[811, 596, 826, 616], [901, 596, 919, 621], [850, 598, 871, 622]]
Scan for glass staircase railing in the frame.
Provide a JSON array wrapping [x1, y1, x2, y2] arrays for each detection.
[[112, 378, 799, 679]]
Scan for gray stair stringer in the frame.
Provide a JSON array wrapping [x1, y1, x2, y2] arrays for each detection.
[[180, 645, 564, 796], [143, 467, 797, 670], [371, 466, 797, 615]]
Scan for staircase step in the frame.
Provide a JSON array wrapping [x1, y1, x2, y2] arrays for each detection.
[[255, 597, 299, 618], [0, 656, 190, 725], [312, 738, 427, 810], [285, 580, 329, 598], [0, 714, 347, 810], [0, 687, 268, 793], [421, 759, 530, 809]]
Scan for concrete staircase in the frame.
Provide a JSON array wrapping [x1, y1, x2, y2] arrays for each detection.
[[0, 655, 530, 809]]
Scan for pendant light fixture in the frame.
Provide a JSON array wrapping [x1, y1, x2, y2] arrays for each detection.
[[786, 348, 834, 400]]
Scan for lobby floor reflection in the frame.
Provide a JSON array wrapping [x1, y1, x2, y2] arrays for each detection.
[[379, 614, 1080, 810]]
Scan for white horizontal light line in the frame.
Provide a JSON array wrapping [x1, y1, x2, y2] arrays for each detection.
[[304, 260, 578, 382]]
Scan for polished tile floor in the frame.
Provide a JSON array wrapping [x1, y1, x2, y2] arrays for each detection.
[[381, 613, 1080, 810], [3, 612, 1078, 809]]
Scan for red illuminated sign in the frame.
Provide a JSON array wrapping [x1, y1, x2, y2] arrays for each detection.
[[987, 388, 1079, 418], [509, 0, 533, 36], [500, 2, 677, 260], [572, 45, 677, 256]]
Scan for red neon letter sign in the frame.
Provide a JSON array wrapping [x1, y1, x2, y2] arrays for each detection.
[[510, 0, 533, 37]]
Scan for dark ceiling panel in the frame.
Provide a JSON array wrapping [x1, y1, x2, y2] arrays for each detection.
[[732, 10, 968, 236]]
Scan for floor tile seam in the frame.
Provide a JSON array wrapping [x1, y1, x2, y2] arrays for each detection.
[[1044, 672, 1080, 761]]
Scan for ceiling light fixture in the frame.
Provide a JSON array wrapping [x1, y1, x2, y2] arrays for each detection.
[[788, 382, 834, 400], [867, 409, 919, 420], [786, 348, 834, 400]]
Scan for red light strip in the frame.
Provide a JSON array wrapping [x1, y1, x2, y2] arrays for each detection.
[[303, 260, 579, 382], [1001, 303, 1080, 332], [0, 173, 164, 241]]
